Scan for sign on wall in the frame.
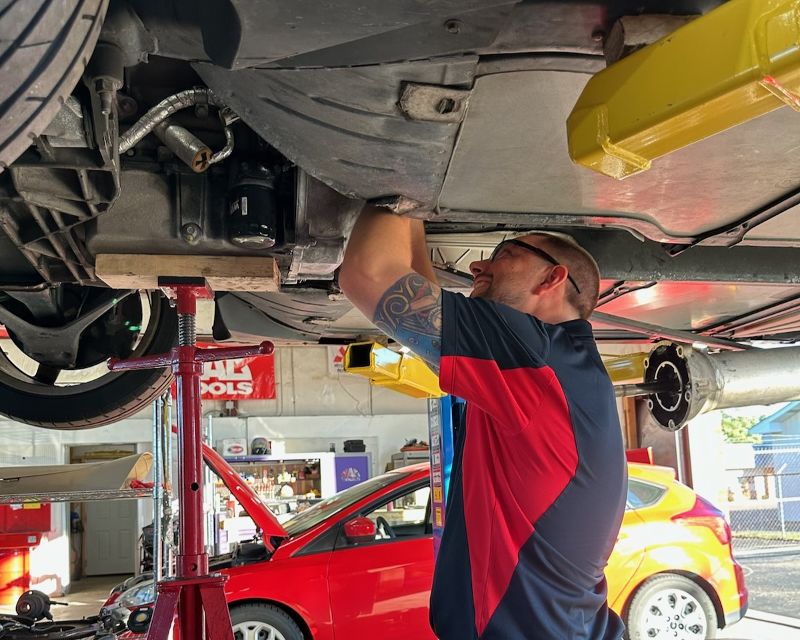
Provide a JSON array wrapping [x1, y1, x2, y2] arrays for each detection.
[[327, 345, 347, 375], [172, 344, 276, 400]]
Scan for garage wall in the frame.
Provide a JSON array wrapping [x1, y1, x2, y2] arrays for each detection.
[[199, 345, 429, 417], [0, 345, 429, 597], [210, 414, 428, 477]]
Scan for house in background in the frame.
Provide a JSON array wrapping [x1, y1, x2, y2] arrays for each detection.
[[749, 402, 800, 525], [751, 402, 800, 446]]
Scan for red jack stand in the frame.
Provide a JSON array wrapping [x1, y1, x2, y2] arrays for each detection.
[[109, 280, 274, 640]]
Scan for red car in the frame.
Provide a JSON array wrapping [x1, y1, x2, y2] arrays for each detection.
[[108, 446, 745, 640]]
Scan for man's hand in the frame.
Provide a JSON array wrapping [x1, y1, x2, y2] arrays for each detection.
[[338, 205, 442, 371]]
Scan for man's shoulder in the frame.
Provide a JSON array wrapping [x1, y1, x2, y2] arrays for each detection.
[[441, 289, 546, 333]]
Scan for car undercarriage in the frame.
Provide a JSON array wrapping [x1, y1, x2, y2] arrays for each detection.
[[1, 0, 799, 428]]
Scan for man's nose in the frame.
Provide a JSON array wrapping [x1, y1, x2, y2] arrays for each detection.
[[470, 258, 489, 276]]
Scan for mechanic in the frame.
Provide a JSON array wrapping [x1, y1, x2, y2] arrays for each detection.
[[338, 204, 627, 640]]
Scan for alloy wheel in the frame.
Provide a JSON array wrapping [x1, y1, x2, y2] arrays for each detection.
[[638, 588, 708, 639]]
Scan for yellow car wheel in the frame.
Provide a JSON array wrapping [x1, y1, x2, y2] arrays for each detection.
[[625, 574, 717, 640]]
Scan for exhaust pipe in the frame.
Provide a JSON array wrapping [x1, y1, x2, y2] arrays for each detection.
[[638, 343, 800, 431]]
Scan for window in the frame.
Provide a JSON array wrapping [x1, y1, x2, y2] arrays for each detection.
[[283, 469, 414, 537], [368, 485, 431, 538], [627, 478, 667, 510], [337, 483, 431, 547]]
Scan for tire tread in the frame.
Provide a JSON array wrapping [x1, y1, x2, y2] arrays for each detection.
[[0, 0, 108, 170]]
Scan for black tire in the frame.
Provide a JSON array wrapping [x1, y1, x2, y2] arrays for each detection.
[[230, 604, 305, 640], [0, 293, 176, 429], [0, 0, 108, 171], [625, 574, 717, 640]]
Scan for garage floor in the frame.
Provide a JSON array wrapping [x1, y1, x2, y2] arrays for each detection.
[[0, 575, 797, 638], [0, 575, 124, 621]]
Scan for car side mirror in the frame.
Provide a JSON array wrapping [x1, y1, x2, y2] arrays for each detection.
[[343, 517, 376, 544]]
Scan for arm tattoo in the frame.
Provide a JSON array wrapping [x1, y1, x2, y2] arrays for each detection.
[[373, 273, 442, 372]]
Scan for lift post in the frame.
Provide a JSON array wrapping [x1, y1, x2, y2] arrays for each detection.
[[109, 279, 274, 640]]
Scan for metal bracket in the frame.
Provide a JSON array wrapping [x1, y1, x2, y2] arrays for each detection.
[[399, 83, 471, 123]]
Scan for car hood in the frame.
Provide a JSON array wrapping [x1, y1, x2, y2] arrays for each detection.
[[202, 444, 289, 540]]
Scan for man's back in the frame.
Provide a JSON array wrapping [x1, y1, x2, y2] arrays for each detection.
[[430, 291, 627, 639]]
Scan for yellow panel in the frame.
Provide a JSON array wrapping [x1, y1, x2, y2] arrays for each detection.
[[568, 0, 800, 179]]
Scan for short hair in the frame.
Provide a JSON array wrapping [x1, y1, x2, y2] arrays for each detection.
[[518, 232, 600, 319]]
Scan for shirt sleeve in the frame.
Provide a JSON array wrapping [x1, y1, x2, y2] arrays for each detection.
[[439, 290, 556, 430]]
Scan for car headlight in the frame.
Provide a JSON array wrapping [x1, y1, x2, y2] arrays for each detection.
[[118, 580, 156, 608]]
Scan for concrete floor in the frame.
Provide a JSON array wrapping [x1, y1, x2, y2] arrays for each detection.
[[718, 611, 800, 640], [0, 574, 124, 621], [2, 575, 799, 638]]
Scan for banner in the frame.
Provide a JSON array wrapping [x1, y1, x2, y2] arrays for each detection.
[[173, 345, 276, 400]]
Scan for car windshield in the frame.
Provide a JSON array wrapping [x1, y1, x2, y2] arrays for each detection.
[[282, 469, 412, 537]]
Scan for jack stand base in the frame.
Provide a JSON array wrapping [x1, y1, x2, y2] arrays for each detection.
[[145, 574, 232, 640]]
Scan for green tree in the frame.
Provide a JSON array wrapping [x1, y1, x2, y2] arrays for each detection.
[[720, 412, 764, 443]]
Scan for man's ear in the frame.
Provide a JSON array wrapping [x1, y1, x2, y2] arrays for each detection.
[[534, 265, 570, 293]]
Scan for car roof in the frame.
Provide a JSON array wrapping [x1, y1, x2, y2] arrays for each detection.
[[627, 462, 677, 485]]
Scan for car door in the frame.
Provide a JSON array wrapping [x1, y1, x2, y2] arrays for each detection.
[[327, 482, 436, 639], [606, 477, 666, 608]]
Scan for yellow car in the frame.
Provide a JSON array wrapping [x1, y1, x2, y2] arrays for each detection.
[[611, 463, 747, 639]]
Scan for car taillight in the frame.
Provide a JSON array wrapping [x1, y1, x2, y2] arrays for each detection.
[[671, 495, 731, 545]]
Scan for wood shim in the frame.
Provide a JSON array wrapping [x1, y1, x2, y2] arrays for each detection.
[[95, 254, 280, 291]]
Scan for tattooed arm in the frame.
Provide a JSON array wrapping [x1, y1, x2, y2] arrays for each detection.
[[339, 205, 442, 371], [372, 272, 442, 371]]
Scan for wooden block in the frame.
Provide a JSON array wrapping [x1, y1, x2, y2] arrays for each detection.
[[95, 254, 280, 291]]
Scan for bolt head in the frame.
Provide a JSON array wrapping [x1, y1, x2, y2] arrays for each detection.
[[181, 223, 202, 245], [444, 19, 462, 34]]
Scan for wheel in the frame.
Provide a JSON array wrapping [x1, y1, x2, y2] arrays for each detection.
[[0, 0, 108, 170], [625, 574, 717, 640], [230, 604, 304, 640], [0, 291, 176, 429]]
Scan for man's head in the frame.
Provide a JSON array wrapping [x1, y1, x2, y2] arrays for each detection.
[[469, 233, 600, 322]]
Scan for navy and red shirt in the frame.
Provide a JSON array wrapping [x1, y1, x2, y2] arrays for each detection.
[[430, 290, 627, 640]]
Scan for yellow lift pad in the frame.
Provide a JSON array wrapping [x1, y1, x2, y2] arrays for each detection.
[[568, 0, 800, 179], [344, 342, 445, 399]]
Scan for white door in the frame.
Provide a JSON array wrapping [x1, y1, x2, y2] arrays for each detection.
[[84, 500, 137, 575]]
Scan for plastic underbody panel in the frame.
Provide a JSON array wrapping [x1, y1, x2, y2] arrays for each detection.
[[4, 0, 800, 346]]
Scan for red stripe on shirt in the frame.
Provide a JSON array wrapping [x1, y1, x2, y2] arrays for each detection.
[[441, 355, 579, 635]]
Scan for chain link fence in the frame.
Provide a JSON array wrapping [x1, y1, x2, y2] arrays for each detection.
[[725, 436, 800, 556]]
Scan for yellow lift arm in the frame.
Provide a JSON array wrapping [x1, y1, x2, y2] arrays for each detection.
[[568, 0, 800, 179], [344, 342, 655, 399], [344, 342, 445, 398], [603, 352, 650, 384]]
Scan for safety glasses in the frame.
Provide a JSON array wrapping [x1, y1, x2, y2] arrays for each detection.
[[490, 239, 581, 294]]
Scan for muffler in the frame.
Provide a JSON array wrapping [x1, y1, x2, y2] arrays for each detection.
[[635, 343, 800, 431]]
